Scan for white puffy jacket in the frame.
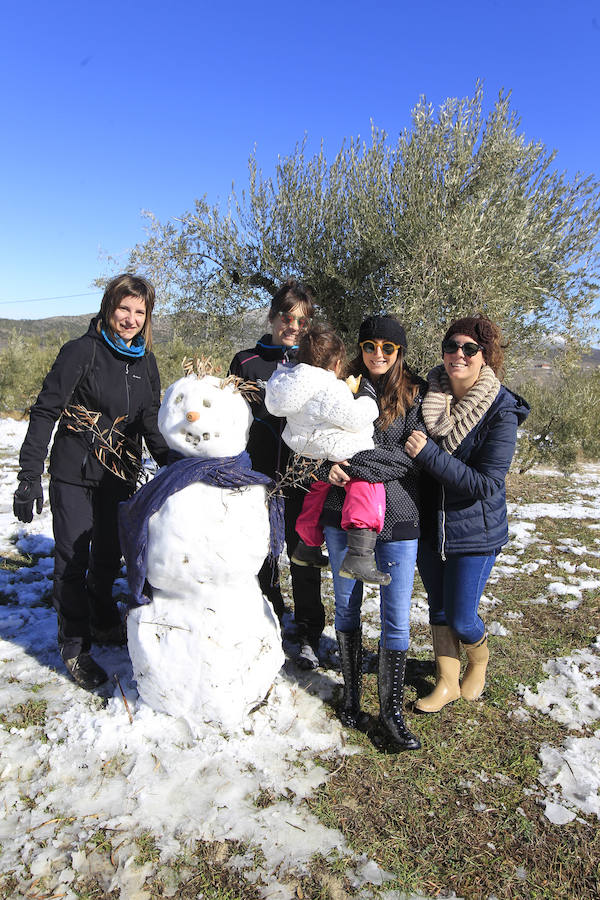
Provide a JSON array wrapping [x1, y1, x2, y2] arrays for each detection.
[[264, 363, 379, 462]]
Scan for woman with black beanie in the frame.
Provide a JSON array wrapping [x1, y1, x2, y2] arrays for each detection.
[[321, 314, 425, 751]]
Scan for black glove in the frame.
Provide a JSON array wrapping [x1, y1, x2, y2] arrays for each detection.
[[13, 478, 44, 523]]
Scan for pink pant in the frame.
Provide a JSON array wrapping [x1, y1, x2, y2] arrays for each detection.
[[295, 479, 386, 547]]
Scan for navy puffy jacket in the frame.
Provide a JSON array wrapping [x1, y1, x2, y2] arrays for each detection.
[[417, 385, 530, 556]]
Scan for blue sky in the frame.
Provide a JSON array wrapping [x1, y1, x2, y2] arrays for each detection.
[[1, 0, 598, 320]]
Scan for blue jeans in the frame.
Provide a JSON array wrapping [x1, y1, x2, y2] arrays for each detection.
[[324, 526, 418, 651], [417, 542, 497, 644]]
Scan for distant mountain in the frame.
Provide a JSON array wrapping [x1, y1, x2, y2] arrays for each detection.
[[0, 313, 97, 350], [2, 312, 599, 372], [0, 309, 268, 353], [0, 313, 178, 349], [523, 345, 600, 378]]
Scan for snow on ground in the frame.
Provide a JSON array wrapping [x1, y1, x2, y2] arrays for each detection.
[[1, 419, 600, 896], [520, 637, 600, 824], [1, 419, 392, 899], [505, 465, 600, 826]]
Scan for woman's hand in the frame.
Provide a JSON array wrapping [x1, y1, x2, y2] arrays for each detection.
[[405, 430, 427, 458], [329, 462, 351, 485]]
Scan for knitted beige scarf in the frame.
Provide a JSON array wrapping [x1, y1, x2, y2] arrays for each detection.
[[422, 364, 501, 454]]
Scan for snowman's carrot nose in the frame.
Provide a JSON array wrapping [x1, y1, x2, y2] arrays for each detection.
[[186, 411, 200, 422]]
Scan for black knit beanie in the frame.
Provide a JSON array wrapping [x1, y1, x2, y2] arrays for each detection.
[[358, 315, 407, 349]]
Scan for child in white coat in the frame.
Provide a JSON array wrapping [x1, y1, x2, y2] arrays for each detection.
[[265, 325, 390, 585]]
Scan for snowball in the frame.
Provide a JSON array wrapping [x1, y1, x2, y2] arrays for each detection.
[[158, 374, 251, 458]]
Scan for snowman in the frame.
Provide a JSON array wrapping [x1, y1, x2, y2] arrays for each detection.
[[121, 373, 284, 733]]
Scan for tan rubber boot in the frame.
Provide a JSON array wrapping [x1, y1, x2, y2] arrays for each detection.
[[460, 634, 489, 700], [415, 625, 461, 713]]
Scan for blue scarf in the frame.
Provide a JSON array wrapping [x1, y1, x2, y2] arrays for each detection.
[[101, 327, 146, 358], [119, 450, 284, 606]]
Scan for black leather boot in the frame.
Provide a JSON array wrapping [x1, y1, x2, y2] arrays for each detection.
[[378, 646, 421, 750], [339, 529, 391, 586], [336, 628, 363, 728]]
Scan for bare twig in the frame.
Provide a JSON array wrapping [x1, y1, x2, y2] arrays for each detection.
[[114, 674, 134, 725], [138, 620, 192, 631], [180, 358, 261, 404], [182, 355, 222, 378], [285, 821, 307, 832], [220, 373, 262, 404], [268, 455, 323, 499], [27, 813, 98, 833], [62, 405, 146, 485]]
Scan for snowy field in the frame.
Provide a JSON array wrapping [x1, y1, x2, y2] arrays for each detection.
[[0, 417, 599, 899]]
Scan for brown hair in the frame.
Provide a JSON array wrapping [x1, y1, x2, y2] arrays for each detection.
[[444, 314, 506, 377], [347, 347, 419, 430], [296, 325, 346, 371], [99, 273, 156, 350], [268, 277, 315, 324]]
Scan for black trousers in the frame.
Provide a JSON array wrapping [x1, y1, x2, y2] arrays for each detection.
[[258, 487, 324, 645], [49, 477, 131, 657]]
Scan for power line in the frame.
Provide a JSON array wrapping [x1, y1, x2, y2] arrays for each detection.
[[0, 291, 102, 307]]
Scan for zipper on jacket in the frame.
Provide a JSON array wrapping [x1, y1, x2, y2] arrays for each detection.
[[440, 484, 447, 561], [125, 362, 131, 417]]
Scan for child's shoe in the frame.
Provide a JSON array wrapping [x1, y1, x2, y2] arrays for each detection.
[[291, 539, 329, 568]]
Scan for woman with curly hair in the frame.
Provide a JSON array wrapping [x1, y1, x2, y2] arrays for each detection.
[[405, 314, 529, 712]]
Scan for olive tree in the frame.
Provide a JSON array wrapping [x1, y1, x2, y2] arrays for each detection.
[[127, 83, 600, 377]]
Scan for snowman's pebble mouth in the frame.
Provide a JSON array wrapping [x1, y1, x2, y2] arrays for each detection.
[[183, 430, 220, 446]]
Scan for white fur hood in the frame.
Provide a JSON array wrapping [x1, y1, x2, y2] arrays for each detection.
[[265, 362, 378, 462]]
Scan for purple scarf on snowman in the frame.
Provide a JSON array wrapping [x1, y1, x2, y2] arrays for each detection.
[[119, 450, 284, 606]]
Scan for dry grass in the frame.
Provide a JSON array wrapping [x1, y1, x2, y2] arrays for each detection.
[[299, 470, 600, 899], [1, 470, 599, 899]]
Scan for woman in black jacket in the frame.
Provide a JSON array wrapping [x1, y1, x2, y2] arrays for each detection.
[[229, 278, 325, 670], [405, 315, 529, 713], [323, 315, 424, 751], [13, 274, 169, 689]]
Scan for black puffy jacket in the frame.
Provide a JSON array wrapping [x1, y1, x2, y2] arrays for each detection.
[[228, 334, 297, 480], [18, 318, 169, 486]]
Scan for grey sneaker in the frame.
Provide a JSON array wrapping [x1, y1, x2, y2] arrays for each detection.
[[297, 642, 320, 670]]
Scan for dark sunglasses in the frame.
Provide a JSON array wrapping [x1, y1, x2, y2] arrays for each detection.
[[279, 311, 311, 330], [442, 339, 483, 358], [359, 339, 402, 356]]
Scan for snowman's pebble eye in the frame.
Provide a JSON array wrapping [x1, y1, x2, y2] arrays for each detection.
[[203, 398, 211, 407], [175, 394, 184, 404]]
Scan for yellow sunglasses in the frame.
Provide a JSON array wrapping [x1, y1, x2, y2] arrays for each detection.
[[359, 339, 402, 356]]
